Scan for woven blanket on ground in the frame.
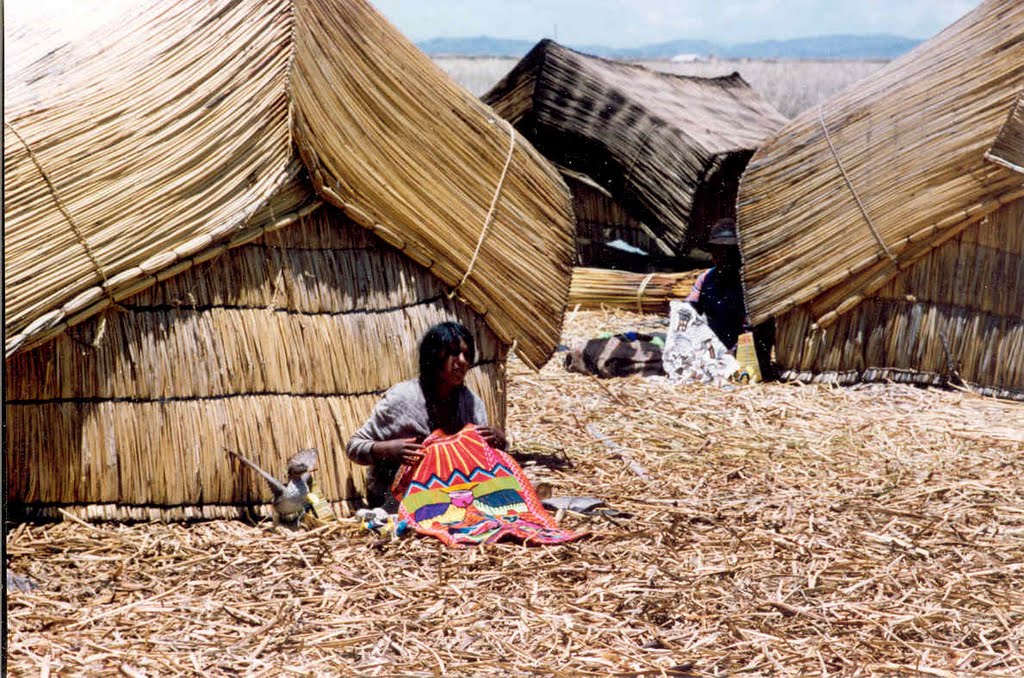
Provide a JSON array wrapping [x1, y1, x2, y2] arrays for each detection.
[[393, 425, 581, 547], [564, 333, 665, 378]]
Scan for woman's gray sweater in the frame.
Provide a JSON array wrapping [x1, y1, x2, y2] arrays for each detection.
[[346, 378, 488, 508]]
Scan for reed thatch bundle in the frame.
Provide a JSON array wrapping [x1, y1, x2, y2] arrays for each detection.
[[483, 40, 787, 254], [568, 267, 701, 314], [4, 0, 575, 369], [738, 0, 1024, 329]]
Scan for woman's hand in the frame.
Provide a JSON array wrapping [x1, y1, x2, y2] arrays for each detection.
[[476, 426, 507, 450], [371, 438, 424, 464]]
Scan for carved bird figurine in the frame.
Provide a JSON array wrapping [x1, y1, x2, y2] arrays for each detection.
[[226, 448, 318, 529]]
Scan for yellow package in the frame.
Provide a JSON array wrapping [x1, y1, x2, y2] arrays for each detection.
[[303, 491, 336, 526], [733, 332, 761, 384]]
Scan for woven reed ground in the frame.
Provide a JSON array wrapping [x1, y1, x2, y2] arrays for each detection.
[[7, 309, 1024, 676]]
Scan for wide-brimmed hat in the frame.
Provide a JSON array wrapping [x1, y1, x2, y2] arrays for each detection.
[[706, 218, 739, 246]]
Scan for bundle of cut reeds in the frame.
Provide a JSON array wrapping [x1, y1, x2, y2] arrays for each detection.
[[568, 267, 701, 314]]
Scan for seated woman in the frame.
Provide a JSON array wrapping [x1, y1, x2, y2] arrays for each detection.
[[346, 321, 507, 510]]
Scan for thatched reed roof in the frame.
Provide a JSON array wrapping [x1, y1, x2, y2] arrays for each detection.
[[4, 0, 575, 369], [737, 0, 1024, 327], [482, 40, 787, 253]]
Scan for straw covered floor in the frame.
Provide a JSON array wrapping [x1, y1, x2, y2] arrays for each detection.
[[7, 310, 1024, 676]]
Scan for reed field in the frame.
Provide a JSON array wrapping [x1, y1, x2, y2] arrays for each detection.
[[7, 309, 1024, 676], [437, 57, 887, 118]]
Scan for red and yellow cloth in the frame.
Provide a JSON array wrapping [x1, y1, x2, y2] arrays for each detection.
[[393, 425, 581, 547]]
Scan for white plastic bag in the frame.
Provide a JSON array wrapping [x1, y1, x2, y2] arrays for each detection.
[[662, 301, 739, 386]]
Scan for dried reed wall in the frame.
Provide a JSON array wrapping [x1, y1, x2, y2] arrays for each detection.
[[776, 199, 1024, 399], [5, 205, 507, 517], [568, 180, 668, 266]]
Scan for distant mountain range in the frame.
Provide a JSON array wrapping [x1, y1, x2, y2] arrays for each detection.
[[417, 34, 921, 60]]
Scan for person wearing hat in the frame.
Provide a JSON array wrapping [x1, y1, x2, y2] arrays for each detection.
[[685, 218, 776, 379]]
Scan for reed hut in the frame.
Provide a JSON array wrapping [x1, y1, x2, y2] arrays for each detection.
[[482, 40, 787, 265], [737, 0, 1024, 400], [4, 0, 575, 520]]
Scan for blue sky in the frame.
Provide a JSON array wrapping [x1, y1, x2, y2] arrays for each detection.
[[4, 0, 981, 49], [372, 0, 980, 46]]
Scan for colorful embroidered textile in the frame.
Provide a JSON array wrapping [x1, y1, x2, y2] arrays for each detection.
[[394, 425, 581, 547]]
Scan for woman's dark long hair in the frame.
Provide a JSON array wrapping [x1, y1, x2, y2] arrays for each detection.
[[419, 322, 476, 432]]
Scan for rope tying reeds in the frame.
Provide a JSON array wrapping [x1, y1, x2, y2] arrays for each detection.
[[817, 108, 897, 265], [5, 121, 119, 301], [636, 273, 656, 314], [449, 120, 516, 298]]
